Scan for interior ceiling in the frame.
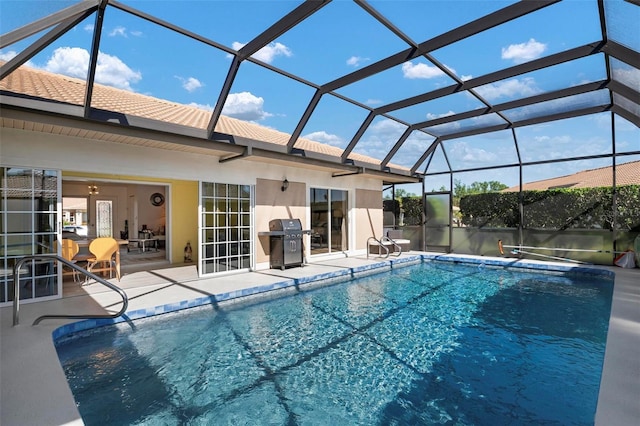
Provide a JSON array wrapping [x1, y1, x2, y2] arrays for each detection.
[[0, 0, 638, 183]]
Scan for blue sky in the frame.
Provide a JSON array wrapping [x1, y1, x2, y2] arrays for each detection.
[[1, 0, 638, 190]]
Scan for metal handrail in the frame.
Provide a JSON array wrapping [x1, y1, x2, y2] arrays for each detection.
[[12, 254, 128, 326], [381, 236, 402, 256], [367, 236, 390, 259]]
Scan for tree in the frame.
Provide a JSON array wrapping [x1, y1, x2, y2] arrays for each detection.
[[383, 188, 417, 200], [453, 180, 508, 206]]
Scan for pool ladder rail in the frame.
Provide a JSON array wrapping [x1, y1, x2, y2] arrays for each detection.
[[12, 254, 129, 326], [367, 236, 402, 259]]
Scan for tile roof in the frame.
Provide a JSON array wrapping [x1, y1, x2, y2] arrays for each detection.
[[0, 64, 381, 166], [504, 160, 640, 191]]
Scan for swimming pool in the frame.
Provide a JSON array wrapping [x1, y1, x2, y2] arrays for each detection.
[[55, 260, 613, 425]]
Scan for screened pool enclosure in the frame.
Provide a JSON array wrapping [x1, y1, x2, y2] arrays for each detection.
[[1, 0, 639, 265]]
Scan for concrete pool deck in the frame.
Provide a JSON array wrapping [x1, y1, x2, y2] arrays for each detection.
[[1, 252, 638, 426]]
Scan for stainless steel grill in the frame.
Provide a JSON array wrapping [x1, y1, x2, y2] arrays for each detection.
[[268, 218, 304, 270]]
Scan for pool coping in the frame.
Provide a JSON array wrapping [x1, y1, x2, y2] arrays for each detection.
[[1, 253, 637, 426]]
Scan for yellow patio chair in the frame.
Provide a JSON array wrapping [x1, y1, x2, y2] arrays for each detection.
[[61, 238, 80, 282], [87, 237, 121, 282]]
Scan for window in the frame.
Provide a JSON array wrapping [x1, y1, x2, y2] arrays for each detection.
[[96, 200, 113, 238]]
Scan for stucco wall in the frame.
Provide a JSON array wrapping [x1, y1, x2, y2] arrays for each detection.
[[255, 178, 308, 264], [171, 180, 198, 265], [2, 127, 385, 268], [355, 188, 384, 250]]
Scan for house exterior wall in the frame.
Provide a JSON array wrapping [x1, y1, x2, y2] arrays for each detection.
[[1, 126, 385, 271], [255, 178, 307, 265], [355, 188, 384, 250]]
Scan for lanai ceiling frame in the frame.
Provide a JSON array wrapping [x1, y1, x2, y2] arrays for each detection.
[[344, 0, 525, 168], [412, 0, 639, 180], [0, 1, 99, 81], [1, 0, 638, 183], [293, 0, 561, 168]]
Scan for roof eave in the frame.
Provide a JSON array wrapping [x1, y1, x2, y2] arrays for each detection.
[[1, 96, 419, 183]]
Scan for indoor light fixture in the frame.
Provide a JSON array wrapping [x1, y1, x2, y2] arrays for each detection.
[[281, 178, 289, 192], [88, 185, 99, 195]]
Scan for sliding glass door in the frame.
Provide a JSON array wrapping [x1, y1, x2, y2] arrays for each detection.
[[0, 167, 60, 305], [310, 188, 348, 255]]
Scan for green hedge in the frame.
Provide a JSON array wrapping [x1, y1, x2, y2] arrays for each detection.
[[459, 185, 640, 230], [383, 197, 424, 226], [402, 197, 423, 225]]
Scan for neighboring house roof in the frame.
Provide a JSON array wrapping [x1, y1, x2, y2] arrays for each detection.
[[0, 64, 384, 167], [504, 160, 640, 191]]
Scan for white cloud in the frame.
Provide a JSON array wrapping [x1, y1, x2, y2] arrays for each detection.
[[426, 110, 456, 120], [109, 26, 127, 37], [222, 91, 272, 121], [231, 41, 292, 64], [176, 76, 203, 93], [94, 52, 142, 91], [448, 141, 496, 163], [526, 135, 575, 161], [0, 50, 17, 61], [188, 102, 214, 111], [365, 99, 383, 105], [354, 119, 408, 160], [84, 24, 94, 32], [501, 38, 547, 64], [522, 135, 584, 161], [429, 121, 461, 134], [43, 47, 141, 91], [474, 77, 541, 101], [590, 113, 612, 129], [0, 50, 36, 68], [614, 66, 640, 89], [303, 131, 344, 147], [372, 118, 406, 134], [346, 56, 369, 67], [390, 132, 436, 167], [402, 61, 446, 79], [534, 135, 571, 144], [105, 26, 142, 38], [44, 47, 90, 78]]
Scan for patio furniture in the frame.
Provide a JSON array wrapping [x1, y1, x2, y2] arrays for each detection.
[[86, 237, 121, 282], [127, 238, 159, 253], [386, 230, 410, 252], [61, 239, 81, 282]]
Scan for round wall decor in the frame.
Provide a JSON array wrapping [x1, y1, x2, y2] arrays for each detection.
[[150, 192, 165, 206]]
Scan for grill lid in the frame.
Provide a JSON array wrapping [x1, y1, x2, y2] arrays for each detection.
[[269, 218, 302, 232]]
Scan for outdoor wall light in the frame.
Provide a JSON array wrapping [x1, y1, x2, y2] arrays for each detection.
[[281, 178, 289, 192], [88, 185, 99, 195]]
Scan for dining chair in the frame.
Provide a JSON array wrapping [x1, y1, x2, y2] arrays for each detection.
[[87, 237, 121, 282], [61, 239, 81, 282]]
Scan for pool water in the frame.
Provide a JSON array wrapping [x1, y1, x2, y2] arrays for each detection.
[[56, 261, 613, 425]]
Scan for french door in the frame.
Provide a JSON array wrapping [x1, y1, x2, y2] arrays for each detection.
[[200, 182, 253, 275]]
